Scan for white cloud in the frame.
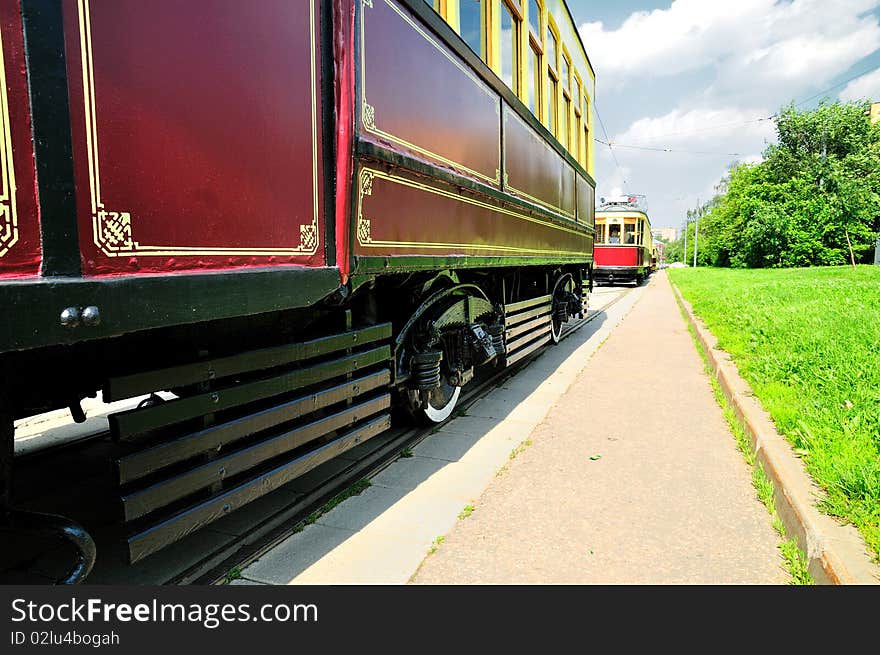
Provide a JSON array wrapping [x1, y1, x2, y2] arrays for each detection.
[[612, 107, 776, 148], [580, 0, 880, 101], [839, 67, 880, 101]]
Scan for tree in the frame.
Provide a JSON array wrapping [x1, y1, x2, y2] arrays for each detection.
[[681, 101, 880, 268]]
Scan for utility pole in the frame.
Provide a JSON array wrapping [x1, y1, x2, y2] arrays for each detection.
[[692, 200, 701, 268], [682, 213, 689, 265]]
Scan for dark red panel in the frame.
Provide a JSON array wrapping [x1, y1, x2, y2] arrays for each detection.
[[360, 0, 501, 186], [354, 166, 591, 260], [595, 246, 639, 267], [63, 0, 325, 276], [504, 107, 576, 219], [0, 0, 41, 278]]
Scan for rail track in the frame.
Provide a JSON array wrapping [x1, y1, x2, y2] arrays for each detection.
[[1, 286, 634, 585]]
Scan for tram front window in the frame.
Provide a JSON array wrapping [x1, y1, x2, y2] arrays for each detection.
[[608, 224, 620, 243], [624, 224, 635, 244]]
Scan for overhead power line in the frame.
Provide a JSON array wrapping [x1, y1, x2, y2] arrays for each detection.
[[593, 101, 629, 192], [792, 63, 880, 108], [594, 139, 744, 157]]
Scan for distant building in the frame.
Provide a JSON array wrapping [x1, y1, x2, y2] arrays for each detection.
[[651, 227, 677, 243], [871, 102, 880, 125]]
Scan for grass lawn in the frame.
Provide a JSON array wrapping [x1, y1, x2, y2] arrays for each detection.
[[668, 265, 880, 562]]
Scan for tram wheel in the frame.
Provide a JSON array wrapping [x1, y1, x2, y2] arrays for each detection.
[[421, 379, 462, 423], [550, 273, 576, 344]]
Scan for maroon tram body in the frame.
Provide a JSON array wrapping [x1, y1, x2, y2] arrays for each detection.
[[0, 0, 595, 577]]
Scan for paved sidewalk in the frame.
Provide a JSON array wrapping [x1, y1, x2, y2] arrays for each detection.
[[411, 271, 787, 584]]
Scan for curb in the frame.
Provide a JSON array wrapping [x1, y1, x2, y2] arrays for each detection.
[[671, 281, 880, 585]]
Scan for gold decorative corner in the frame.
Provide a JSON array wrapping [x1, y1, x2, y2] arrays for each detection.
[[357, 169, 375, 246], [360, 169, 374, 197], [300, 223, 318, 251], [363, 102, 376, 131], [357, 217, 373, 244], [95, 209, 136, 255]]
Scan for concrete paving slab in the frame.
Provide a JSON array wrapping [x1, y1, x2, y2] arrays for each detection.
[[289, 529, 431, 585], [229, 578, 266, 585], [244, 524, 357, 584], [413, 427, 521, 464], [370, 454, 452, 491], [314, 481, 465, 541]]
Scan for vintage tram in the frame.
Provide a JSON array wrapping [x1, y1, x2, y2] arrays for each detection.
[[0, 0, 596, 580], [593, 195, 654, 285]]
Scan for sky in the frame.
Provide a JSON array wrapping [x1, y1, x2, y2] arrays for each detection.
[[568, 0, 880, 232]]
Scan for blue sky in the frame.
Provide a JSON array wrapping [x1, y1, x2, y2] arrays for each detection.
[[569, 0, 880, 232]]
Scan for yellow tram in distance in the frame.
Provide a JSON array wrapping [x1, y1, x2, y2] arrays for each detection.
[[594, 195, 654, 286]]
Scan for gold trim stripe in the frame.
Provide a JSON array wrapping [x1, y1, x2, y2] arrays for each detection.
[[361, 0, 502, 187], [77, 0, 320, 258], [357, 167, 590, 255], [0, 21, 18, 259]]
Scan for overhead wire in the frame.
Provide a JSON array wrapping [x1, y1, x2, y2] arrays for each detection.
[[593, 100, 629, 191]]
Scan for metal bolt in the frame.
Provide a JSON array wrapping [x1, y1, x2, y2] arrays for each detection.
[[222, 504, 231, 513], [211, 393, 219, 403], [60, 307, 81, 328], [218, 466, 226, 478], [81, 306, 101, 327]]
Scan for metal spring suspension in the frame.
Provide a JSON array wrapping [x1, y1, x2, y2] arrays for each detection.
[[411, 351, 442, 390], [486, 324, 505, 357]]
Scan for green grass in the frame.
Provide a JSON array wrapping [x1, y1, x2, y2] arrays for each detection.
[[427, 535, 445, 555], [669, 265, 880, 563], [458, 504, 475, 520], [223, 566, 242, 584]]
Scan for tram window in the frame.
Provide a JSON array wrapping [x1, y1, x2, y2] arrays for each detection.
[[499, 2, 520, 94], [624, 224, 635, 244], [546, 26, 559, 135], [547, 77, 558, 134], [525, 45, 538, 113], [526, 0, 542, 117], [583, 95, 591, 169], [546, 24, 557, 73], [528, 0, 541, 30], [574, 78, 583, 162], [608, 224, 620, 243], [596, 223, 605, 243], [459, 0, 485, 60]]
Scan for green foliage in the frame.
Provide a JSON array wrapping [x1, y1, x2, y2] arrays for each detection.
[[670, 266, 880, 563], [684, 101, 880, 268]]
